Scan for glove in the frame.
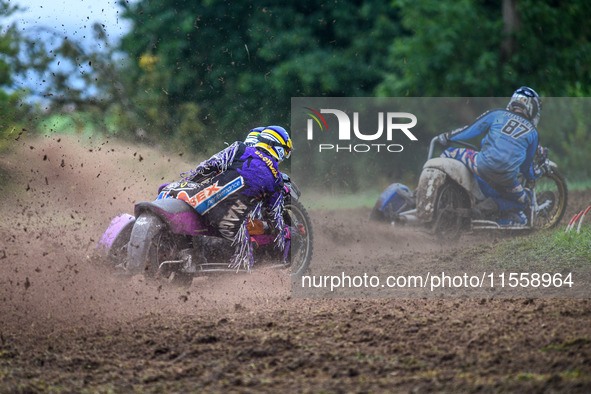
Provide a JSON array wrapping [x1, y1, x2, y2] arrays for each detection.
[[537, 146, 549, 161], [437, 132, 450, 146], [533, 166, 544, 179], [157, 183, 170, 194], [285, 225, 306, 241], [282, 185, 290, 197]]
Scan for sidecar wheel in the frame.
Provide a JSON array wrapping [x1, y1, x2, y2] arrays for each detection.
[[106, 218, 135, 267]]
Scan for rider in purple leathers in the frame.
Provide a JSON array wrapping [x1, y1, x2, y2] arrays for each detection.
[[436, 87, 542, 226], [158, 126, 292, 269]]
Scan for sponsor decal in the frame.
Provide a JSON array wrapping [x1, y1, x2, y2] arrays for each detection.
[[194, 176, 244, 214], [157, 181, 200, 200], [254, 149, 279, 178], [156, 178, 244, 215], [218, 199, 249, 238], [164, 177, 243, 214]]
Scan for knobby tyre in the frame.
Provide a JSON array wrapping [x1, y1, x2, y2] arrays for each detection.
[[284, 199, 313, 277], [432, 181, 470, 239], [126, 214, 191, 283], [106, 220, 134, 268], [531, 169, 568, 230]]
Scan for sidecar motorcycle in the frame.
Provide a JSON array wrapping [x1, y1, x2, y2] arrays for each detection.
[[371, 137, 568, 237]]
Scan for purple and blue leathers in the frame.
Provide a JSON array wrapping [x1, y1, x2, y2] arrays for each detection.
[[441, 109, 539, 213], [158, 142, 286, 270]]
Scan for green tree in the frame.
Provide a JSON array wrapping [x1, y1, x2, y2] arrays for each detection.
[[376, 0, 591, 180], [14, 22, 135, 136], [377, 0, 591, 97], [0, 0, 28, 148], [0, 0, 140, 140], [116, 0, 402, 154]]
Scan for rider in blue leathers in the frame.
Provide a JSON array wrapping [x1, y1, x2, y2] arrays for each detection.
[[436, 87, 542, 226]]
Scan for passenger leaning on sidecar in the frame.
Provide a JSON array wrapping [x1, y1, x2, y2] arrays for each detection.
[[436, 86, 542, 227], [158, 126, 293, 269]]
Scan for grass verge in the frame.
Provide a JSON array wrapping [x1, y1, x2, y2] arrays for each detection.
[[482, 226, 591, 271]]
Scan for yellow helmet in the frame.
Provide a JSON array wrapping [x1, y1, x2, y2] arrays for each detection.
[[254, 126, 292, 163]]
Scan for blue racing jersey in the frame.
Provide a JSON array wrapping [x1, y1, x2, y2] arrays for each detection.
[[449, 109, 539, 186]]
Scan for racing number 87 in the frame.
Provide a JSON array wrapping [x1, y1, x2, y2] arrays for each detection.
[[501, 119, 532, 139]]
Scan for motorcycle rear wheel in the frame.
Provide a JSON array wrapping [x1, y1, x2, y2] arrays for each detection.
[[531, 169, 568, 230], [432, 181, 470, 238], [126, 213, 192, 284]]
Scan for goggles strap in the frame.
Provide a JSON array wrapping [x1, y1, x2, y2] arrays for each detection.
[[257, 136, 291, 151]]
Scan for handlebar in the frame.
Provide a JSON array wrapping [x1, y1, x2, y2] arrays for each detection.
[[427, 136, 478, 160]]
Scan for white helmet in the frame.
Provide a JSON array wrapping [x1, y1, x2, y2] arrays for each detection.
[[244, 127, 264, 146], [507, 86, 542, 127]]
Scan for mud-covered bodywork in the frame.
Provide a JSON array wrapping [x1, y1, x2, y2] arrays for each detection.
[[416, 158, 484, 222], [416, 167, 447, 222]]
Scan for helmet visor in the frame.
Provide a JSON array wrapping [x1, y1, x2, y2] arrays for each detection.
[[258, 135, 292, 161]]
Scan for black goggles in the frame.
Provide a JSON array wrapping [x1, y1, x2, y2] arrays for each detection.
[[257, 136, 292, 158]]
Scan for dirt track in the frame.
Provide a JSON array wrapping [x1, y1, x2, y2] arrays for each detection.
[[1, 135, 590, 392]]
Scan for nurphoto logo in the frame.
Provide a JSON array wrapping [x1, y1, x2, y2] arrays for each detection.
[[304, 107, 418, 153]]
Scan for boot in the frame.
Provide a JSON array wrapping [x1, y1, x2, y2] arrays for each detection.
[[471, 197, 499, 220]]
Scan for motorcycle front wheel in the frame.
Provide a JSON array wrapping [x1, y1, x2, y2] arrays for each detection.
[[531, 169, 568, 230], [284, 200, 314, 277]]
